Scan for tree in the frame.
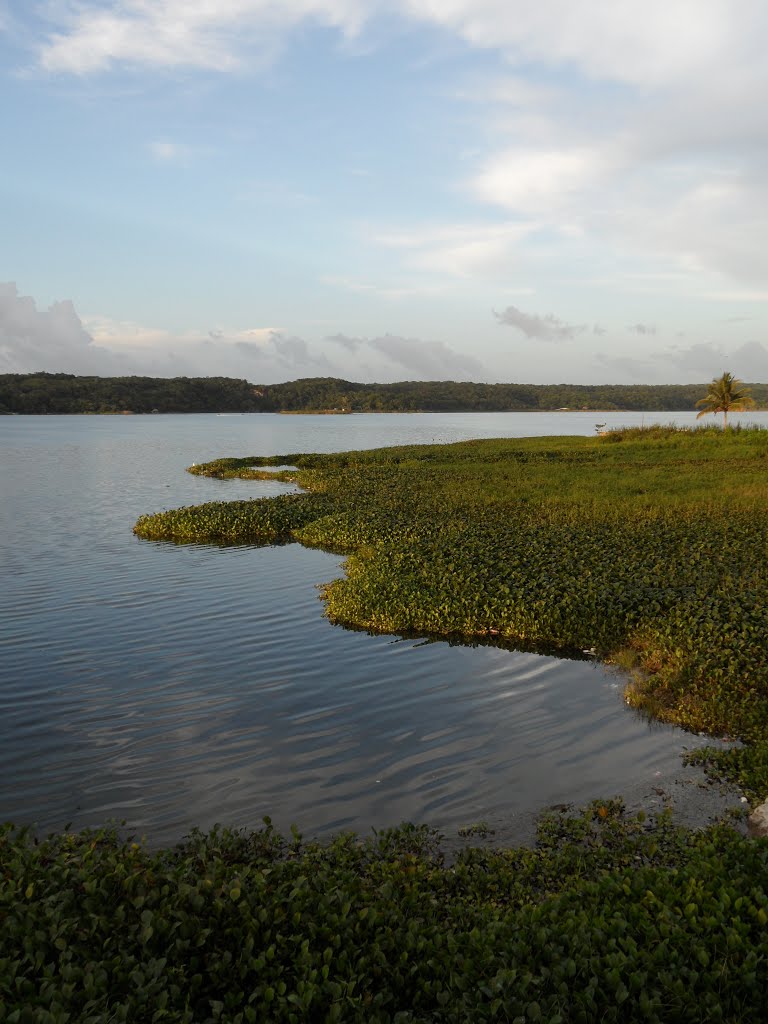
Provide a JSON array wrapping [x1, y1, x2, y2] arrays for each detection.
[[695, 372, 755, 428]]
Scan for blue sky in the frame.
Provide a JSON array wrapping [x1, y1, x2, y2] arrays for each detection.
[[2, 0, 768, 384]]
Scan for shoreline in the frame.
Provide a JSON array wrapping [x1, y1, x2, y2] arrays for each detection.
[[132, 430, 768, 850], [440, 752, 748, 862]]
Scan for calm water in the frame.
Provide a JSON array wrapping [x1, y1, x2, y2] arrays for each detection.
[[3, 410, 763, 844]]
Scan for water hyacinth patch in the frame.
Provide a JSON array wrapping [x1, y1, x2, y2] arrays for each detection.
[[2, 811, 768, 1022], [135, 427, 768, 748], [133, 494, 337, 545]]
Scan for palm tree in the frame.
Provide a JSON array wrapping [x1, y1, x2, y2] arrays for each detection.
[[695, 372, 755, 428]]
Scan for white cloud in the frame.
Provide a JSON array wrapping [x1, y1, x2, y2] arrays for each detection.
[[468, 140, 768, 298], [403, 0, 760, 89], [321, 275, 441, 300], [326, 329, 489, 378], [149, 140, 198, 164], [627, 323, 657, 336], [733, 342, 768, 379], [453, 73, 556, 111], [85, 315, 327, 372], [663, 340, 768, 380], [1, 285, 490, 383], [84, 315, 194, 350], [230, 327, 282, 346], [37, 0, 372, 74], [596, 171, 768, 289], [593, 338, 768, 384], [36, 1, 766, 90], [664, 342, 726, 374], [494, 305, 585, 342], [594, 352, 656, 381], [0, 286, 339, 380], [472, 146, 616, 214], [369, 333, 487, 378], [326, 333, 365, 351], [85, 315, 282, 350], [0, 282, 120, 374], [373, 222, 540, 278]]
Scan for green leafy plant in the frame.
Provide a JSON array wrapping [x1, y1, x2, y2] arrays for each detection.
[[3, 810, 768, 1022], [457, 822, 495, 839], [695, 371, 756, 428]]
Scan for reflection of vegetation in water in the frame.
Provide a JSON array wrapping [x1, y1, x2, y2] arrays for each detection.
[[135, 425, 768, 789], [336, 623, 596, 661], [5, 805, 768, 1020]]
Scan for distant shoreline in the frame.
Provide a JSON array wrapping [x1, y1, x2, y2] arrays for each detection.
[[3, 372, 766, 416], [278, 409, 353, 415], [2, 407, 719, 416]]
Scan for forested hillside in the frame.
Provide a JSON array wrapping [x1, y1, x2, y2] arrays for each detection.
[[0, 374, 264, 414], [2, 372, 767, 414]]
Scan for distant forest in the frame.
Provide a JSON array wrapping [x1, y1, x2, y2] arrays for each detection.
[[2, 372, 767, 415]]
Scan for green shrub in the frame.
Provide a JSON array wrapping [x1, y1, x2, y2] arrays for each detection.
[[3, 812, 768, 1022]]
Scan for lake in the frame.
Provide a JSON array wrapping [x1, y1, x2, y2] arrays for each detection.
[[2, 409, 762, 845]]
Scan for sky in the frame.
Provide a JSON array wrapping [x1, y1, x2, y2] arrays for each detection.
[[2, 1, 768, 385]]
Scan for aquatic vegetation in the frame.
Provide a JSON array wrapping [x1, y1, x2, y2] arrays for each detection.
[[3, 810, 768, 1022], [135, 427, 768, 747], [133, 494, 336, 545], [457, 821, 494, 838], [187, 456, 302, 482], [684, 740, 768, 806]]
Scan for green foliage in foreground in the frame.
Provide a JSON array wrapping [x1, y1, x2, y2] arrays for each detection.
[[135, 427, 768, 756], [3, 809, 768, 1023]]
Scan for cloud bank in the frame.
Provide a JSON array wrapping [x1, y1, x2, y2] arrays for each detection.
[[6, 280, 768, 386], [0, 283, 329, 380], [35, 1, 762, 88], [1, 284, 490, 383], [0, 283, 118, 375], [327, 331, 488, 378]]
